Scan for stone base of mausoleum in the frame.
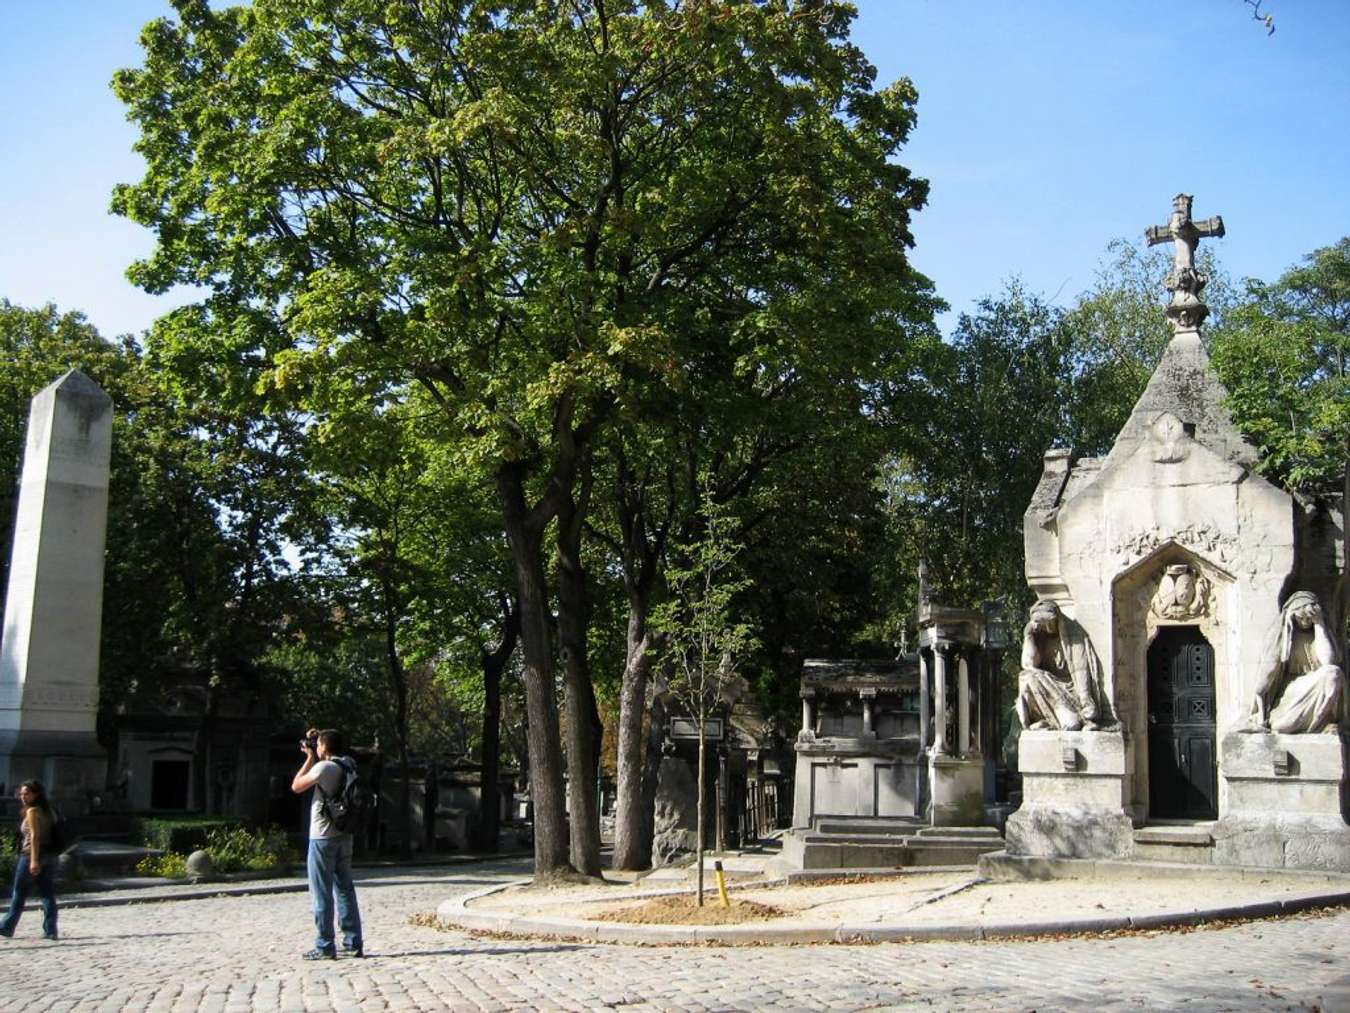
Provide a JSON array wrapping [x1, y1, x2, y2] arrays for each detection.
[[1005, 729, 1350, 871], [1004, 729, 1134, 859]]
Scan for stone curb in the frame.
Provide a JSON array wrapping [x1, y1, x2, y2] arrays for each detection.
[[435, 877, 1350, 947], [50, 851, 534, 910]]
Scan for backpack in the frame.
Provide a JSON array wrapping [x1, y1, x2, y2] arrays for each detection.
[[322, 757, 372, 836]]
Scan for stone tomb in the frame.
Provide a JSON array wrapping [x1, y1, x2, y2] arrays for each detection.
[[780, 645, 1004, 870], [790, 658, 924, 827], [1006, 195, 1348, 871]]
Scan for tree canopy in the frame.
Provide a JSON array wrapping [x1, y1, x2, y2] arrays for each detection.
[[113, 0, 938, 877]]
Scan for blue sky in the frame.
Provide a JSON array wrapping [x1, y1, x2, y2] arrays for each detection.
[[2, 1, 1347, 339]]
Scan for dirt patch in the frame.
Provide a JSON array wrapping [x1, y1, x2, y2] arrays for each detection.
[[594, 893, 785, 925]]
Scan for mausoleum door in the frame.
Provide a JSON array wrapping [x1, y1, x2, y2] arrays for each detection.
[[1146, 626, 1217, 820]]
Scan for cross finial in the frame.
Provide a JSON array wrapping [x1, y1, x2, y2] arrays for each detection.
[[1145, 193, 1225, 332]]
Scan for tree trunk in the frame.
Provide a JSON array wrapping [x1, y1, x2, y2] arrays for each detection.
[[612, 607, 654, 869], [385, 606, 412, 859], [474, 599, 518, 853], [497, 462, 571, 880], [558, 473, 601, 877], [696, 719, 706, 907], [609, 451, 672, 871], [637, 674, 669, 867], [194, 685, 217, 814]]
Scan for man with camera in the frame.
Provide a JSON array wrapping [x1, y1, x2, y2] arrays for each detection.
[[291, 728, 364, 960]]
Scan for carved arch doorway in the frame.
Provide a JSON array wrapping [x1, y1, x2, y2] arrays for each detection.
[[1146, 626, 1217, 820]]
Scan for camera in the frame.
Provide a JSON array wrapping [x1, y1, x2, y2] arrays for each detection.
[[300, 734, 318, 752]]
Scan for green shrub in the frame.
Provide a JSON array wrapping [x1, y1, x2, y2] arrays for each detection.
[[135, 852, 189, 878], [0, 830, 16, 886], [132, 817, 241, 854], [204, 826, 293, 873]]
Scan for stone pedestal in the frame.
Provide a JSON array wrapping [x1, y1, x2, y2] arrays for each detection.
[[1005, 729, 1134, 859], [0, 371, 112, 810], [1212, 732, 1350, 871], [928, 752, 984, 826]]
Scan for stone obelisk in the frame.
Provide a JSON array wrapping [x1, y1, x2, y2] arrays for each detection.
[[0, 370, 113, 810]]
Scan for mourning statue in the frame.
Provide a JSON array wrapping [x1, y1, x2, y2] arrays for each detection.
[[1246, 591, 1345, 734], [1016, 600, 1110, 732]]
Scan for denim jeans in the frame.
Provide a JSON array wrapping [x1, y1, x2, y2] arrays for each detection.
[[1, 855, 58, 939], [307, 835, 360, 953]]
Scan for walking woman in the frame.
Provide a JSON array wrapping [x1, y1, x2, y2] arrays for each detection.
[[0, 781, 59, 940]]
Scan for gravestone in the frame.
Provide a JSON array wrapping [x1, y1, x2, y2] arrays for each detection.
[[0, 371, 113, 812], [1004, 196, 1348, 871]]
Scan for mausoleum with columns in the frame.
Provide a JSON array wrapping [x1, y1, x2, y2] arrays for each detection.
[[779, 592, 1009, 870]]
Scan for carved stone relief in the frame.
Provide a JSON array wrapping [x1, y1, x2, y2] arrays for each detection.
[[1150, 412, 1190, 463], [1113, 521, 1237, 565], [1150, 563, 1211, 620]]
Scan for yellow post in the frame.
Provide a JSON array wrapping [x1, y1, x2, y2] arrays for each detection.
[[714, 860, 731, 908]]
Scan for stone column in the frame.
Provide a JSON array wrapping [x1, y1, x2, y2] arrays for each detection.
[[932, 644, 949, 755], [717, 747, 729, 851], [918, 651, 931, 749], [0, 371, 112, 809], [860, 688, 876, 738], [957, 654, 971, 755], [799, 689, 816, 740]]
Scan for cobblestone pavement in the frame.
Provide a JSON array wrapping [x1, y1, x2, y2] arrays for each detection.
[[0, 859, 1346, 1012]]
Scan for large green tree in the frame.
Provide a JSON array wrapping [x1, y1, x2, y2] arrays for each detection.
[[114, 0, 935, 878], [879, 284, 1071, 621], [1210, 238, 1349, 494]]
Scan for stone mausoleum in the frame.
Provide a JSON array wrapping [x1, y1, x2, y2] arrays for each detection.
[[1006, 195, 1348, 870], [779, 588, 1010, 870]]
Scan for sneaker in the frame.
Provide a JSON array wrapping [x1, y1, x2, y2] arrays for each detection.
[[44, 933, 58, 941], [301, 948, 336, 961], [342, 945, 364, 958]]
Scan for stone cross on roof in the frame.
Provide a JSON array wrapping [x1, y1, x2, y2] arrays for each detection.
[[1145, 193, 1225, 332]]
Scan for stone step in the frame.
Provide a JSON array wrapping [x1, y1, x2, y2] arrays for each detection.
[[1133, 824, 1214, 846], [1131, 841, 1215, 865], [1132, 824, 1216, 865], [812, 817, 926, 836], [915, 826, 1003, 841], [910, 836, 1003, 850], [796, 839, 998, 870], [794, 831, 936, 847], [804, 827, 1000, 845]]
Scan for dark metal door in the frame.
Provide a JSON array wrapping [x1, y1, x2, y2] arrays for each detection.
[[1147, 626, 1217, 819]]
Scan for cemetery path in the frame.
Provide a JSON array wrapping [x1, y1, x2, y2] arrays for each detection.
[[0, 858, 1345, 1012]]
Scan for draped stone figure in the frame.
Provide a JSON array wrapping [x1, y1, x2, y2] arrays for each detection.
[[1246, 591, 1345, 734], [1016, 600, 1109, 731]]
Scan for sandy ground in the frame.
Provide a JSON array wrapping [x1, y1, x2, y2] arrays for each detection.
[[467, 867, 1350, 928]]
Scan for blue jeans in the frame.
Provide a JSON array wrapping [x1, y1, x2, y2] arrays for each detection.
[[307, 835, 360, 953], [1, 855, 57, 939]]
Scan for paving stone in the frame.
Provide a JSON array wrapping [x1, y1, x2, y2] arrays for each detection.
[[1, 859, 1347, 1011]]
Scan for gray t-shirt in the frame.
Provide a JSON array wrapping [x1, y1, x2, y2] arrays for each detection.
[[308, 758, 349, 839]]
